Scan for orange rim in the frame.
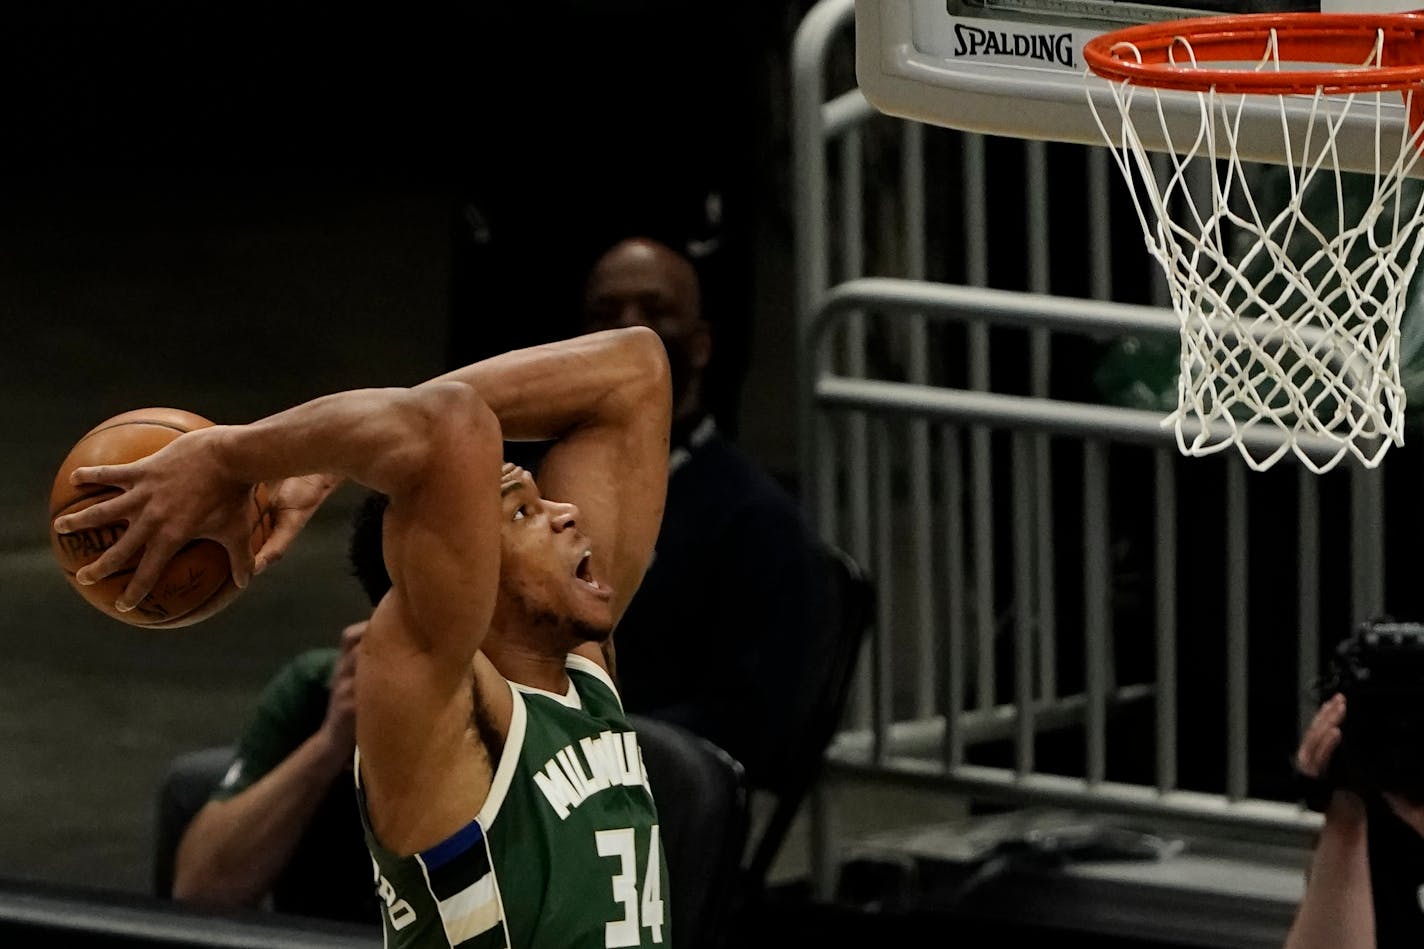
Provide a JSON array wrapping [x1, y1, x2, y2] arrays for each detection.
[[1083, 12, 1424, 94]]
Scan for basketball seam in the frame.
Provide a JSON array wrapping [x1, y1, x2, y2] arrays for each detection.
[[49, 487, 123, 519], [79, 419, 192, 441], [55, 418, 198, 517]]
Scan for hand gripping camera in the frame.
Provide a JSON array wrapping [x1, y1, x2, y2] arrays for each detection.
[[1319, 620, 1424, 804]]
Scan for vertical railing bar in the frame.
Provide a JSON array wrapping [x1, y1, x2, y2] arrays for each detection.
[[1013, 432, 1037, 775], [1155, 449, 1178, 793], [1027, 140, 1056, 703], [902, 121, 936, 719], [848, 412, 872, 732], [1026, 139, 1050, 301], [793, 2, 855, 902], [872, 418, 896, 764], [903, 121, 927, 283], [964, 133, 989, 295], [1035, 436, 1057, 702], [815, 411, 841, 551], [1297, 469, 1320, 739], [973, 433, 995, 712], [943, 424, 967, 769], [964, 132, 996, 713], [1150, 153, 1173, 308], [910, 431, 935, 719], [1350, 465, 1386, 624], [1084, 439, 1110, 785], [1226, 458, 1249, 802], [840, 128, 873, 730], [1088, 147, 1114, 302]]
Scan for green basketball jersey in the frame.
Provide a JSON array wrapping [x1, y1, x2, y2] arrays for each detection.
[[355, 654, 671, 949]]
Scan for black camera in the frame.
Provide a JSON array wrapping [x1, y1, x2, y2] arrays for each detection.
[[1319, 620, 1424, 803]]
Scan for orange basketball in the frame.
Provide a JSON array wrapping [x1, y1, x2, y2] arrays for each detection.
[[49, 407, 274, 629]]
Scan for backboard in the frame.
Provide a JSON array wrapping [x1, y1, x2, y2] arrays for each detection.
[[855, 0, 1424, 172]]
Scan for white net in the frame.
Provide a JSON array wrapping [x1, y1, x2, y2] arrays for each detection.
[[1086, 28, 1424, 473]]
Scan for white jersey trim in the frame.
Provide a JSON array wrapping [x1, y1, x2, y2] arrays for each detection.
[[565, 653, 622, 712], [414, 851, 503, 947], [511, 677, 583, 710], [477, 679, 526, 832]]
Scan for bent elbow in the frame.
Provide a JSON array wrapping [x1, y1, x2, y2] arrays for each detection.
[[386, 383, 499, 489], [418, 381, 496, 437], [424, 382, 500, 458], [619, 326, 672, 408], [629, 325, 670, 374]]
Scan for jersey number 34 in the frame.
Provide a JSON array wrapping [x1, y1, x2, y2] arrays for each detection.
[[595, 824, 664, 947]]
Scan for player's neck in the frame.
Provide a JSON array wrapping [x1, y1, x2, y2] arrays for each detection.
[[482, 638, 571, 695]]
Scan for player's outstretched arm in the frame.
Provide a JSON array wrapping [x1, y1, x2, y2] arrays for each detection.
[[52, 382, 502, 658]]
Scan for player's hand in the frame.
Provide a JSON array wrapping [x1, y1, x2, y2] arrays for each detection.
[[51, 426, 255, 612], [319, 621, 364, 761], [253, 473, 342, 575]]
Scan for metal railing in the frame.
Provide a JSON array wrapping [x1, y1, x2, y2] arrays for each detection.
[[790, 0, 1401, 892], [805, 281, 1381, 821]]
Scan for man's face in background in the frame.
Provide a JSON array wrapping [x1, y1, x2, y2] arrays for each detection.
[[581, 238, 711, 422]]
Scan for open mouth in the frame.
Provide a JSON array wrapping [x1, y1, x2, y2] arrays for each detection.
[[575, 550, 597, 588]]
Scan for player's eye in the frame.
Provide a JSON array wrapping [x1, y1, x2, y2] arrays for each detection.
[[513, 505, 528, 522]]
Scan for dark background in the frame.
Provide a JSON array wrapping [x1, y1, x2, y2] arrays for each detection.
[[0, 0, 816, 897]]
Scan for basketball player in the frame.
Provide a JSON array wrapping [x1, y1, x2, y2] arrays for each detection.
[[54, 326, 673, 948]]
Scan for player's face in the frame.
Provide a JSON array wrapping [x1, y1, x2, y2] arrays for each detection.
[[496, 464, 613, 642]]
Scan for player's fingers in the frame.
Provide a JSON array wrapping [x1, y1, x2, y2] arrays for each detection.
[[224, 537, 254, 591], [253, 510, 302, 575], [113, 537, 178, 612], [69, 464, 136, 489], [52, 493, 135, 535], [73, 524, 145, 586]]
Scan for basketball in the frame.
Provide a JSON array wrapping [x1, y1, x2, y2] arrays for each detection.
[[48, 407, 274, 629]]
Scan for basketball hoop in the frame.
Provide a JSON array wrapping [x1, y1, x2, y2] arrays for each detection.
[[1084, 13, 1424, 473]]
